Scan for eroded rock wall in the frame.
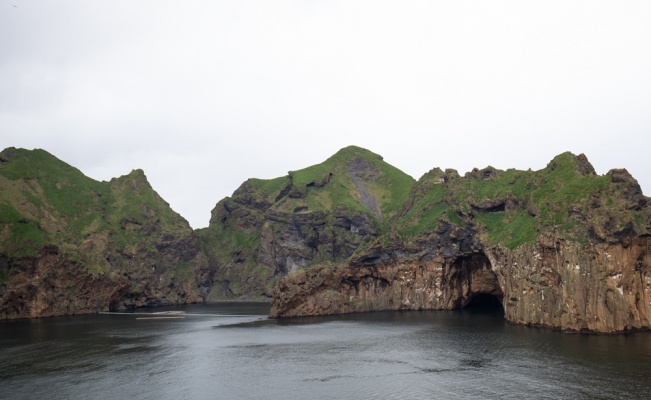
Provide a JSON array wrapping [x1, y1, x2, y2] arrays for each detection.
[[270, 227, 500, 318], [5, 226, 213, 320], [270, 256, 501, 318], [0, 242, 210, 319], [202, 189, 379, 300], [270, 234, 651, 333], [489, 236, 651, 333], [200, 147, 414, 300], [0, 246, 121, 319]]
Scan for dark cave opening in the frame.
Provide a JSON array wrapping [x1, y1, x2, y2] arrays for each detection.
[[451, 252, 504, 315], [464, 293, 504, 313]]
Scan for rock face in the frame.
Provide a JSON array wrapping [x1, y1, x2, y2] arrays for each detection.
[[489, 237, 651, 332], [3, 145, 649, 333], [0, 148, 210, 319], [196, 146, 415, 300], [271, 152, 651, 333], [270, 234, 651, 333]]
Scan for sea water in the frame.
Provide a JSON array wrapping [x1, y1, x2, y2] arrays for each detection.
[[1, 303, 650, 399]]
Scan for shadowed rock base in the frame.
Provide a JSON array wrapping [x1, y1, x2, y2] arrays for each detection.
[[271, 235, 651, 334], [0, 245, 207, 319]]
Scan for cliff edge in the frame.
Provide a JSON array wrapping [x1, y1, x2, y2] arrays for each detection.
[[270, 152, 651, 333]]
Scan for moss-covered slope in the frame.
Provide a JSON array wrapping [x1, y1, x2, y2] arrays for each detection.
[[0, 147, 210, 318], [197, 145, 415, 300], [396, 152, 648, 249]]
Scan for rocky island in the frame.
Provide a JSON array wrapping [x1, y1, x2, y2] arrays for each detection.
[[1, 145, 649, 333], [196, 145, 414, 301], [270, 150, 651, 333], [0, 148, 211, 319]]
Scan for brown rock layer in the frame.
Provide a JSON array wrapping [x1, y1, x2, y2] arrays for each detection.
[[271, 234, 651, 333], [0, 243, 209, 319], [489, 236, 651, 332]]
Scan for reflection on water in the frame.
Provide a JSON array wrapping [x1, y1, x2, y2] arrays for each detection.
[[1, 303, 650, 400]]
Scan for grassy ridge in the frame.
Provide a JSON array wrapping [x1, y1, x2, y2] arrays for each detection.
[[244, 146, 415, 230], [199, 145, 416, 299], [396, 152, 647, 249], [0, 147, 192, 265], [0, 148, 109, 256], [265, 146, 415, 224]]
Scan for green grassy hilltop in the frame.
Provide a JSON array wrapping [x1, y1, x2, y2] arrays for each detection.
[[0, 147, 209, 318], [396, 152, 647, 249], [197, 146, 416, 299]]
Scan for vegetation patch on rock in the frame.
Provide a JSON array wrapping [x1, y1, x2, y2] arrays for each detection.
[[197, 146, 416, 300], [0, 148, 210, 319], [396, 152, 647, 249]]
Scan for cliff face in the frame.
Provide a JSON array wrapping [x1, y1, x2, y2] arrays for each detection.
[[0, 148, 210, 319], [489, 236, 651, 332], [197, 146, 415, 300], [4, 145, 649, 332], [270, 235, 651, 333], [271, 152, 651, 333], [1, 245, 125, 318]]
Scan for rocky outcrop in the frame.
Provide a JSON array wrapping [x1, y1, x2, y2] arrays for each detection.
[[271, 152, 651, 333], [271, 234, 651, 333], [488, 236, 651, 332], [4, 145, 650, 333], [270, 224, 492, 318], [0, 244, 208, 319], [1, 245, 118, 318], [197, 146, 415, 300], [0, 148, 211, 319]]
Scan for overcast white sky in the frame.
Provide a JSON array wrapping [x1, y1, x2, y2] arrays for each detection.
[[2, 1, 650, 228]]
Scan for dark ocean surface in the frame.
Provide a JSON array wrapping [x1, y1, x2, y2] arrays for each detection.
[[1, 303, 650, 399]]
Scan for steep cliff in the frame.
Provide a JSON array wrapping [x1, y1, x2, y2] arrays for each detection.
[[271, 152, 651, 333], [0, 147, 210, 319], [5, 145, 649, 332], [196, 146, 415, 300]]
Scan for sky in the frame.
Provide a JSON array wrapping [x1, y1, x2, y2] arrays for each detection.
[[2, 1, 650, 229]]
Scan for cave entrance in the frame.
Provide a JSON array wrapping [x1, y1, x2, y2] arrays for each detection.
[[464, 293, 504, 313], [450, 252, 504, 315]]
